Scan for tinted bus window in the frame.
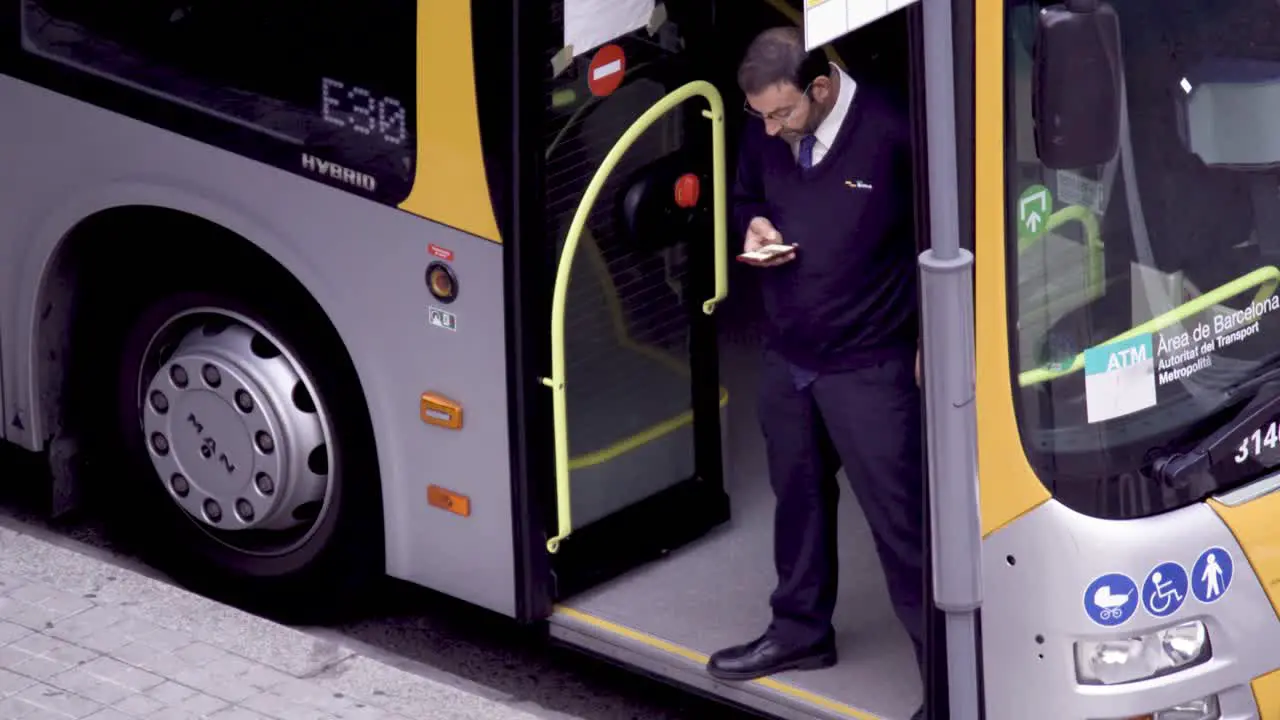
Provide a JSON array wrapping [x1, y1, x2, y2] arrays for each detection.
[[1007, 0, 1280, 519], [20, 0, 417, 203]]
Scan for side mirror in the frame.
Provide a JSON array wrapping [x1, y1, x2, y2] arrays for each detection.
[[1032, 0, 1123, 169]]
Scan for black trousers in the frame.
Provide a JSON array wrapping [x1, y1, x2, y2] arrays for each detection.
[[757, 348, 925, 668]]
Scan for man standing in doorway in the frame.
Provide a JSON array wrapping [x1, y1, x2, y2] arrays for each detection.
[[706, 26, 925, 720]]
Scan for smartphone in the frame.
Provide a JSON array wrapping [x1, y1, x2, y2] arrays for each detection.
[[737, 244, 797, 263]]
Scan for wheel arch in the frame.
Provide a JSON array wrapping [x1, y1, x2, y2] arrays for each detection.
[[14, 189, 381, 523]]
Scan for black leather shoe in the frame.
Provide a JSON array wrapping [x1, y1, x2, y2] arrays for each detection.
[[706, 634, 837, 681]]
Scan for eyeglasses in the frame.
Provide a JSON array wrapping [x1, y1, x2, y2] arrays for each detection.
[[742, 80, 814, 122]]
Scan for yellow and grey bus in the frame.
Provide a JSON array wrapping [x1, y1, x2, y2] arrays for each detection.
[[3, 0, 1280, 717]]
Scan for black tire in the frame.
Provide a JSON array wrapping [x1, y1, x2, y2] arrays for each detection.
[[90, 286, 383, 623]]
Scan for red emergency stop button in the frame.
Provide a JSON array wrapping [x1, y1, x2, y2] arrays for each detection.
[[674, 173, 700, 209]]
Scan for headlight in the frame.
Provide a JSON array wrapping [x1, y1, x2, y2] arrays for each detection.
[[1075, 620, 1209, 685], [1101, 693, 1221, 720], [1150, 694, 1221, 720]]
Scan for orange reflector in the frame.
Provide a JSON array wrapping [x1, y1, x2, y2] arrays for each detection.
[[428, 485, 471, 517], [420, 392, 463, 429], [674, 173, 700, 209]]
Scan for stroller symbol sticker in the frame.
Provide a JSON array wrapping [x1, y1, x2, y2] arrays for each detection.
[[1084, 572, 1139, 627], [1142, 561, 1188, 618]]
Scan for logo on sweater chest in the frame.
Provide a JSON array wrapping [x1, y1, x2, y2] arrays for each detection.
[[845, 179, 874, 191]]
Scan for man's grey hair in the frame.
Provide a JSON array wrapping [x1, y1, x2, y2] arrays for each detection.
[[736, 26, 829, 96]]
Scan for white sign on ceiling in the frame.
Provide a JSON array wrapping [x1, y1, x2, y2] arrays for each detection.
[[804, 0, 920, 50]]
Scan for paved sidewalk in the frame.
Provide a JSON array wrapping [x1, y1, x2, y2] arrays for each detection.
[[0, 525, 555, 720]]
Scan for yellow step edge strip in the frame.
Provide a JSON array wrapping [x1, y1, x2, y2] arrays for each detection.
[[554, 606, 881, 720]]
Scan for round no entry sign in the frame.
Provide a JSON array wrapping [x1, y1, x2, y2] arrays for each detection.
[[587, 44, 626, 97]]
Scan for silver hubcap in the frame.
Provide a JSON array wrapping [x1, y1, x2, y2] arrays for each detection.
[[139, 312, 334, 552]]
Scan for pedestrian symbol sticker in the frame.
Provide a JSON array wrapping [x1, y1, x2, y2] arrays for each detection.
[[1191, 547, 1233, 604], [1017, 184, 1053, 241], [1142, 561, 1188, 618], [1083, 334, 1157, 423], [1084, 572, 1139, 627]]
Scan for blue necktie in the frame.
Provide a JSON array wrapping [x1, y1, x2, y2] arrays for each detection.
[[788, 133, 819, 389], [798, 134, 817, 169]]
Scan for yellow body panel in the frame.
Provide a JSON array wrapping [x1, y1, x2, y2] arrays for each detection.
[[1254, 667, 1280, 719], [398, 0, 502, 243], [973, 0, 1052, 537], [1208, 494, 1280, 618]]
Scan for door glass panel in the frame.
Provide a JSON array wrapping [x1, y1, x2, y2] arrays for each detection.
[[544, 7, 715, 530]]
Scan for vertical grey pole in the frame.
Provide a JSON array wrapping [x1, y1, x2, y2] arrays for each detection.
[[917, 0, 983, 718]]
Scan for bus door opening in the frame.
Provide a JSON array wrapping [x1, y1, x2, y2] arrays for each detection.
[[537, 3, 932, 719]]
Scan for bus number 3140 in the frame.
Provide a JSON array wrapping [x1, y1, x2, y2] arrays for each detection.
[[1235, 421, 1280, 464]]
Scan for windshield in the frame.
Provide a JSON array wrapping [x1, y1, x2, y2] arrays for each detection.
[[1007, 0, 1280, 519]]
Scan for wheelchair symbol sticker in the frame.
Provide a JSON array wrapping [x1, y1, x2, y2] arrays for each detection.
[[1084, 572, 1139, 627], [1191, 547, 1234, 604], [1142, 561, 1188, 618]]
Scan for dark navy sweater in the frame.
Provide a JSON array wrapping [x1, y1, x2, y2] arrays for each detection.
[[731, 86, 918, 373]]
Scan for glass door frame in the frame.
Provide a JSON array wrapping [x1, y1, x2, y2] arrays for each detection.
[[529, 66, 733, 601]]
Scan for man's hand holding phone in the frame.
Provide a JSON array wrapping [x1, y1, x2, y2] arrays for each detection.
[[737, 216, 797, 267]]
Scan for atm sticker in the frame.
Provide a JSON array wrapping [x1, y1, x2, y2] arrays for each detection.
[[1084, 334, 1156, 423], [1153, 295, 1278, 389], [1084, 294, 1279, 423]]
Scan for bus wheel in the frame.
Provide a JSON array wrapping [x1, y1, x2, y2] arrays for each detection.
[[104, 290, 380, 621]]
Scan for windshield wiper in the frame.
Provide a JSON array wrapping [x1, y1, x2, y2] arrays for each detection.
[[1223, 362, 1280, 399], [1153, 380, 1280, 493]]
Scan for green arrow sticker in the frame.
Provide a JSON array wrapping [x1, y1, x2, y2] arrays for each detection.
[[1017, 184, 1053, 241]]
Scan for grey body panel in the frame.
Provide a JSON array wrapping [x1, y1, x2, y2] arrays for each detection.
[[0, 75, 519, 616], [981, 498, 1275, 719]]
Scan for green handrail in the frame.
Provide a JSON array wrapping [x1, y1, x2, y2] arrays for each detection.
[[1018, 265, 1280, 387], [1018, 204, 1104, 302], [540, 80, 728, 553], [1053, 205, 1103, 300]]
